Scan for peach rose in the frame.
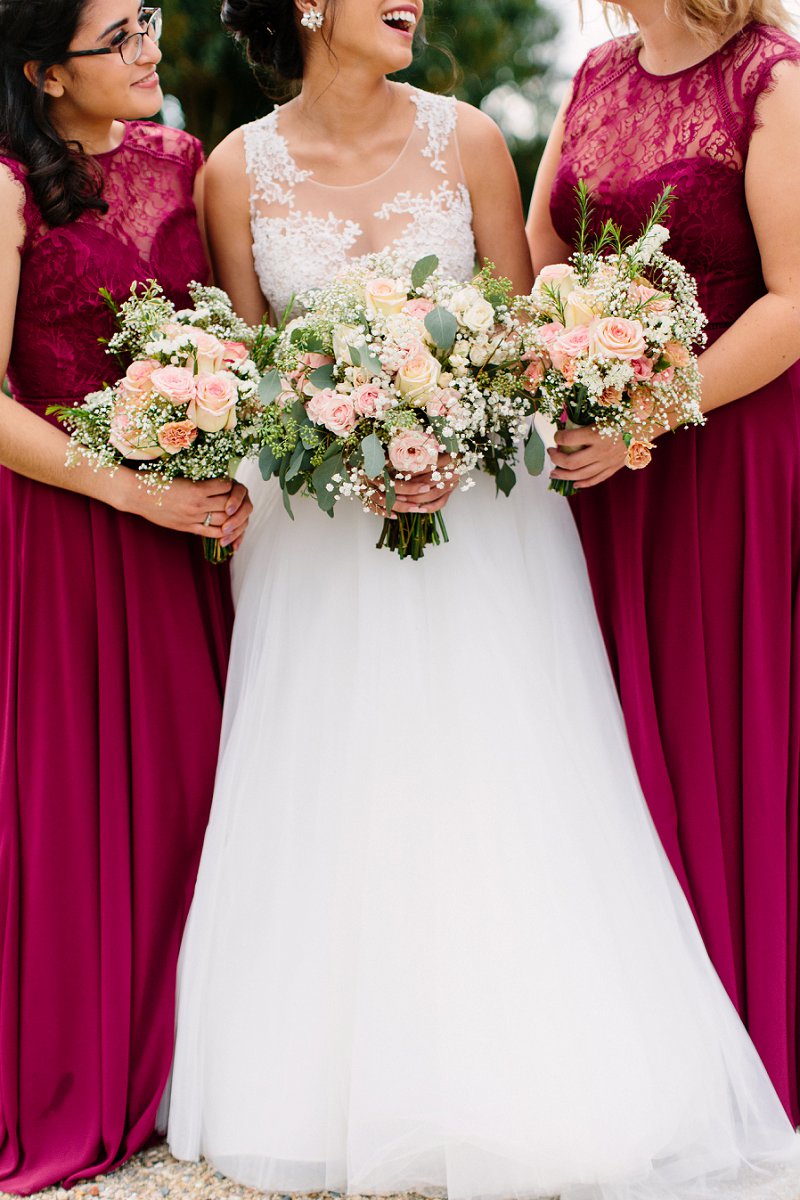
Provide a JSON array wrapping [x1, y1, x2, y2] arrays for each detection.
[[630, 387, 655, 421], [402, 298, 435, 320], [157, 419, 199, 455], [109, 410, 165, 461], [306, 388, 357, 436], [550, 325, 591, 372], [663, 340, 691, 368], [188, 371, 239, 432], [222, 341, 250, 367], [599, 386, 623, 407], [353, 382, 392, 418], [590, 317, 647, 361], [396, 348, 441, 402], [388, 428, 440, 476], [365, 277, 408, 317], [150, 366, 198, 406], [625, 439, 655, 470]]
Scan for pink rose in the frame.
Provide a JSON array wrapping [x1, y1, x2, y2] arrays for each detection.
[[388, 428, 440, 476], [523, 356, 546, 388], [424, 386, 462, 418], [150, 366, 197, 406], [222, 341, 250, 368], [124, 358, 160, 392], [188, 371, 239, 432], [590, 317, 647, 361], [157, 419, 199, 455], [663, 340, 691, 368], [631, 356, 654, 381], [353, 383, 392, 418], [402, 298, 435, 320], [306, 388, 357, 436], [625, 439, 655, 470], [655, 366, 675, 385], [109, 410, 165, 461], [550, 325, 591, 372]]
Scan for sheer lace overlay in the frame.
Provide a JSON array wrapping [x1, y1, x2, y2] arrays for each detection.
[[243, 87, 476, 316], [551, 23, 800, 331], [1, 122, 207, 408]]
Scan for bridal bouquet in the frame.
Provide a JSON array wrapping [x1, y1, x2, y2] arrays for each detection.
[[256, 255, 533, 559], [520, 185, 707, 496], [52, 282, 274, 562]]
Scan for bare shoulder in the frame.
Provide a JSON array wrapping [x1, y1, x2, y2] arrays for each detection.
[[753, 54, 800, 121], [206, 126, 249, 191], [454, 101, 508, 156]]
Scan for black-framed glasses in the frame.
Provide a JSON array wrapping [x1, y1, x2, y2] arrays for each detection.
[[64, 8, 162, 66]]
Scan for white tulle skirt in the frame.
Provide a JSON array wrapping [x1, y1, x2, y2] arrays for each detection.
[[165, 462, 800, 1200]]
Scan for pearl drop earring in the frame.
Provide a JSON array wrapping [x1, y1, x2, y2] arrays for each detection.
[[301, 7, 324, 30]]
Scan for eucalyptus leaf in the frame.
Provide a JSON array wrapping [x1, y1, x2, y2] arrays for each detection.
[[411, 254, 439, 290], [349, 344, 363, 367], [360, 347, 384, 376], [258, 370, 283, 406], [312, 451, 344, 512], [282, 486, 295, 520], [383, 468, 396, 517], [259, 443, 280, 480], [524, 424, 546, 477], [309, 364, 335, 390], [495, 463, 517, 497], [424, 306, 458, 352], [285, 440, 307, 482], [361, 432, 386, 480]]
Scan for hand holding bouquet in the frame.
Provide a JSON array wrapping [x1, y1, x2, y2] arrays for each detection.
[[52, 282, 274, 562], [257, 255, 532, 559], [520, 185, 707, 495]]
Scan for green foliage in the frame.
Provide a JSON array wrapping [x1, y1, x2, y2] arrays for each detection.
[[158, 0, 560, 204]]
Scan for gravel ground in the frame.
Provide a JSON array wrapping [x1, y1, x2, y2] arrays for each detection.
[[9, 1142, 800, 1200]]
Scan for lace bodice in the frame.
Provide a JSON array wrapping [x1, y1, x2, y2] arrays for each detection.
[[1, 122, 208, 405], [243, 86, 476, 315], [551, 23, 800, 332]]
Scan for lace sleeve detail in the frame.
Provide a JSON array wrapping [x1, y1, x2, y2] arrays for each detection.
[[565, 37, 637, 123], [125, 123, 205, 184], [409, 89, 457, 175], [730, 24, 800, 149], [243, 113, 311, 210], [0, 157, 36, 255]]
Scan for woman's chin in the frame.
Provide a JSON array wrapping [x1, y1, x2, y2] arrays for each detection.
[[126, 87, 165, 121]]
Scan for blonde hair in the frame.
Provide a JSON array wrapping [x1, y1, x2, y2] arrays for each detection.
[[579, 1, 794, 40]]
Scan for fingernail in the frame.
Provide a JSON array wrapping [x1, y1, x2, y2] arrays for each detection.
[[226, 504, 237, 516], [220, 536, 232, 547]]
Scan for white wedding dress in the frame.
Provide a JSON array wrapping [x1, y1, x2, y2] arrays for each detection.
[[165, 87, 800, 1199]]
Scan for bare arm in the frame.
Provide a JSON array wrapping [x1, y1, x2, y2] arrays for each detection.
[[456, 103, 534, 294], [526, 91, 574, 273], [204, 130, 270, 325], [0, 167, 251, 545]]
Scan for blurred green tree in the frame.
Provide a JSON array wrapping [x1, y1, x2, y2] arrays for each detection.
[[158, 0, 561, 204]]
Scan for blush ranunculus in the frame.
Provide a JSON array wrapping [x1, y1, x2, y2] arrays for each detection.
[[188, 371, 239, 432], [157, 419, 199, 455], [150, 366, 198, 406], [590, 317, 647, 361], [388, 428, 440, 476], [306, 388, 358, 436]]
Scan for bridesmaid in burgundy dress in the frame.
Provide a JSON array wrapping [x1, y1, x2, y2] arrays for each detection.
[[528, 1, 800, 1124], [0, 0, 252, 1192]]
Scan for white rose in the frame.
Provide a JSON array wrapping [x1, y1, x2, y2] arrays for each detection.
[[332, 324, 364, 364], [395, 349, 442, 402], [563, 287, 597, 330], [535, 263, 577, 302]]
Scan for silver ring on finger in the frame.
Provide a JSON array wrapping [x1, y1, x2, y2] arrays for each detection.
[[203, 511, 214, 527]]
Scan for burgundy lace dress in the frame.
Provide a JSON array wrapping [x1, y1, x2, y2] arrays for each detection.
[[0, 122, 233, 1194], [550, 23, 800, 1124]]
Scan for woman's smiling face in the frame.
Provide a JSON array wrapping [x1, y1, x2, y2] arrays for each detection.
[[303, 0, 423, 76]]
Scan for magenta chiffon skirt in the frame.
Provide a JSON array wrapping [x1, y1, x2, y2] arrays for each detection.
[[0, 405, 233, 1193], [571, 358, 800, 1125]]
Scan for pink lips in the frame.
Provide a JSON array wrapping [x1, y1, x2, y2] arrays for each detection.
[[133, 71, 160, 90]]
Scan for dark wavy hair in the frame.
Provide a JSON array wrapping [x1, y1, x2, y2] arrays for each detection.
[[221, 0, 325, 83], [0, 0, 108, 226]]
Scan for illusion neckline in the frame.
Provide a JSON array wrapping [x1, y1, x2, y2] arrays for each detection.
[[633, 24, 749, 80], [270, 86, 421, 192]]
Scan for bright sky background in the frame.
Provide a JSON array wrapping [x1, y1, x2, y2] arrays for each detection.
[[551, 1, 800, 73]]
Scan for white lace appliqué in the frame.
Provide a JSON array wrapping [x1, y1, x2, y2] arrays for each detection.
[[244, 90, 477, 315]]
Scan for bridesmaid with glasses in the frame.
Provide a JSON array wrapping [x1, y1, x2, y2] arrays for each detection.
[[0, 0, 251, 1191]]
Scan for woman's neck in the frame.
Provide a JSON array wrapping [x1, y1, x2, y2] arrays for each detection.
[[50, 108, 124, 156], [293, 66, 398, 144], [621, 2, 724, 74]]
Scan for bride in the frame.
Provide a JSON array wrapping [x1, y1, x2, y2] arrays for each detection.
[[164, 1, 800, 1196]]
